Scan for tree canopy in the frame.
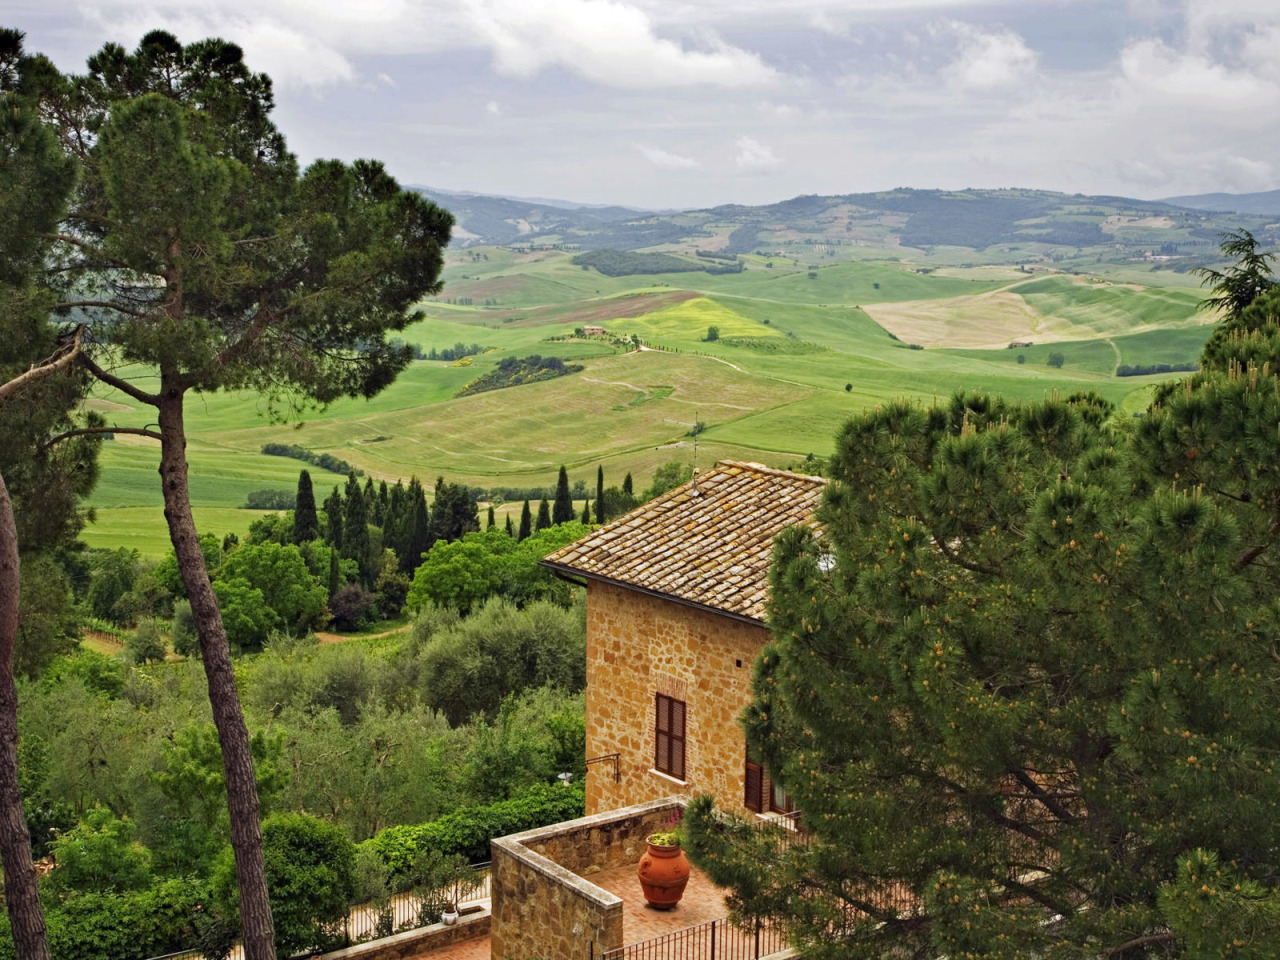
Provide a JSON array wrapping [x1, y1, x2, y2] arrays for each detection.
[[687, 238, 1280, 959]]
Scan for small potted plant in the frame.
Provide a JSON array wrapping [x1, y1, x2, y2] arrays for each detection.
[[638, 811, 691, 909]]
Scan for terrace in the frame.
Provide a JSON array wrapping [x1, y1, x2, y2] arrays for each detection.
[[486, 797, 793, 960]]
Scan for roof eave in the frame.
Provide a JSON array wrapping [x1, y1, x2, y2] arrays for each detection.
[[538, 558, 768, 628]]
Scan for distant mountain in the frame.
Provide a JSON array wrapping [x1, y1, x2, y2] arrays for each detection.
[[416, 185, 1276, 261], [1161, 189, 1280, 217], [412, 187, 673, 249]]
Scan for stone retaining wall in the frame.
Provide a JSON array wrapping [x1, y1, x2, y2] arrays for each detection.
[[490, 797, 684, 960], [316, 906, 489, 960]]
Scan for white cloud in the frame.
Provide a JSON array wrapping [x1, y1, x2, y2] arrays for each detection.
[[638, 145, 700, 170], [486, 99, 503, 116], [937, 21, 1036, 91], [735, 136, 781, 171], [461, 0, 780, 89], [376, 72, 397, 87]]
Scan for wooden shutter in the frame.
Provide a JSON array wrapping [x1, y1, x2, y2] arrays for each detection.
[[654, 694, 687, 780], [745, 754, 763, 812], [655, 694, 670, 773], [670, 698, 685, 780]]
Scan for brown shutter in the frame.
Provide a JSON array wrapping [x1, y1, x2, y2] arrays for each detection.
[[745, 758, 763, 812]]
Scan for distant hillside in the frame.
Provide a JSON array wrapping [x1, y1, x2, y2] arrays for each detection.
[[419, 186, 1276, 267], [1161, 189, 1280, 217]]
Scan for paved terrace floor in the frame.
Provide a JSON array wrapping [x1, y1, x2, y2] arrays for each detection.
[[411, 862, 734, 959]]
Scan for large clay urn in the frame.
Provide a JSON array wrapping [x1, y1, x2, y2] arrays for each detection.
[[638, 836, 691, 909]]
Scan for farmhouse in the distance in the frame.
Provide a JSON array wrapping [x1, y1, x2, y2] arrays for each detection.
[[540, 460, 826, 818], [583, 324, 606, 336]]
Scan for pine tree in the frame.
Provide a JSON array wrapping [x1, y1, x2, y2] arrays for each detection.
[[687, 255, 1280, 957], [518, 500, 532, 541], [293, 470, 318, 543], [535, 498, 551, 531], [487, 505, 496, 529], [324, 487, 344, 550], [595, 465, 606, 524], [342, 473, 371, 583], [16, 30, 451, 956], [552, 466, 574, 525]]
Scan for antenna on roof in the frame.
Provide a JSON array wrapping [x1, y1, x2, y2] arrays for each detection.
[[690, 408, 701, 496], [692, 408, 699, 474]]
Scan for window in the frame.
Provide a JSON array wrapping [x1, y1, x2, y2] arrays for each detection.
[[745, 745, 792, 814], [655, 694, 686, 780]]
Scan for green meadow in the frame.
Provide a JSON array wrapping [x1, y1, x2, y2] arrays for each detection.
[[82, 247, 1217, 554]]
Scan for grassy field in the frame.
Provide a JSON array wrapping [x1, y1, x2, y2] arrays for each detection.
[[80, 247, 1220, 555]]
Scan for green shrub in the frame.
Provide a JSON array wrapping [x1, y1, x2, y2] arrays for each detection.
[[171, 599, 199, 657], [363, 780, 585, 876], [126, 619, 166, 665], [0, 878, 207, 960], [45, 807, 153, 895], [213, 812, 356, 957]]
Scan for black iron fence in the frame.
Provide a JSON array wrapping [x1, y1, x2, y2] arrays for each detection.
[[145, 862, 491, 960], [600, 917, 787, 960], [339, 861, 491, 942]]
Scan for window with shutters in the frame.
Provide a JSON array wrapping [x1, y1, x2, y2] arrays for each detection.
[[654, 693, 686, 780], [745, 745, 792, 814]]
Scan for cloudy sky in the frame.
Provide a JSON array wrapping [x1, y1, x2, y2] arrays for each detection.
[[9, 0, 1279, 209]]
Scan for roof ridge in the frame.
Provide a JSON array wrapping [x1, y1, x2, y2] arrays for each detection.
[[713, 459, 827, 485]]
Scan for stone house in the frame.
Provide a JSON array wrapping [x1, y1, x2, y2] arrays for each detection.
[[541, 460, 826, 819]]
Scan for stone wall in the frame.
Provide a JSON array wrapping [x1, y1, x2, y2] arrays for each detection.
[[489, 798, 683, 960], [584, 581, 771, 815], [317, 907, 488, 960]]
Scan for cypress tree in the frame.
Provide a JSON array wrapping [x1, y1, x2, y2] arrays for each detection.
[[342, 473, 371, 582], [324, 487, 343, 549], [595, 465, 606, 524], [372, 479, 388, 527], [363, 476, 375, 512], [518, 500, 532, 541], [487, 505, 496, 529], [293, 470, 318, 543], [327, 546, 340, 598], [406, 483, 432, 571], [552, 466, 574, 525], [536, 498, 551, 531], [505, 515, 514, 537], [623, 472, 634, 497], [581, 500, 590, 524]]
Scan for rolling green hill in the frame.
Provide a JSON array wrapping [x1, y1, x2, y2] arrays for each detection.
[[79, 193, 1242, 554]]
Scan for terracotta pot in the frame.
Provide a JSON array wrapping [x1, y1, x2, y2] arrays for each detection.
[[638, 839, 691, 909]]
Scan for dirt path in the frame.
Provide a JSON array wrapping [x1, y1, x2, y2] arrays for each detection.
[[314, 623, 412, 645]]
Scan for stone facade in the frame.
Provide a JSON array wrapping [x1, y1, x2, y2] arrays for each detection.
[[584, 581, 770, 816], [489, 798, 684, 960]]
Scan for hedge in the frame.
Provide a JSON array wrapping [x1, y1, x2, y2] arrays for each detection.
[[363, 781, 586, 875], [0, 878, 207, 960]]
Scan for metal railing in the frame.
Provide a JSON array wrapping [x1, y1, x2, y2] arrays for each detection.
[[601, 917, 787, 960], [146, 862, 491, 960], [341, 861, 492, 942]]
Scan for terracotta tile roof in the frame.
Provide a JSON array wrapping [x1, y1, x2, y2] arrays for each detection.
[[541, 460, 826, 623]]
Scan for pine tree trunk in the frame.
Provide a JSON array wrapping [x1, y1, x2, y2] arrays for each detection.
[[0, 469, 52, 960], [157, 389, 277, 960]]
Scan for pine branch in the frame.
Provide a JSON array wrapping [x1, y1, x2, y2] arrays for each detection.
[[0, 324, 84, 402], [79, 352, 161, 406], [42, 426, 162, 450]]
